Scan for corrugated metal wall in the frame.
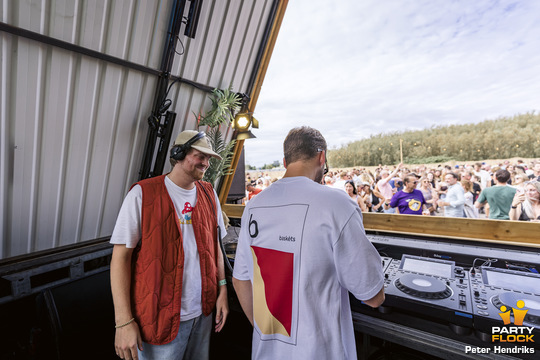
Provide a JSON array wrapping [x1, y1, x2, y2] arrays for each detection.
[[0, 0, 274, 259]]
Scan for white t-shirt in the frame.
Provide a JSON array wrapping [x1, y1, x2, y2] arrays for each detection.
[[233, 176, 384, 360], [474, 169, 491, 189], [332, 178, 346, 191], [110, 176, 227, 321]]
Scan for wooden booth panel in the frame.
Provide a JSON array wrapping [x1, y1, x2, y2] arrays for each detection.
[[223, 204, 540, 247]]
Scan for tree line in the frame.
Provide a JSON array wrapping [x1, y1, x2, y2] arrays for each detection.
[[327, 112, 540, 167]]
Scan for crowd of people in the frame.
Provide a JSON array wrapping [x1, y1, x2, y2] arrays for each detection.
[[246, 159, 540, 222]]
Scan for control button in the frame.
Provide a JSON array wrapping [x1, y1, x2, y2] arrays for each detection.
[[478, 311, 489, 316], [477, 305, 488, 310], [474, 290, 480, 297]]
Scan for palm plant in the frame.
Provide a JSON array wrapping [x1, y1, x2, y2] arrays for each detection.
[[197, 87, 241, 186]]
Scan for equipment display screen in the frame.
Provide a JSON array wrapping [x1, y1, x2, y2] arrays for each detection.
[[401, 256, 453, 278], [483, 268, 540, 293]]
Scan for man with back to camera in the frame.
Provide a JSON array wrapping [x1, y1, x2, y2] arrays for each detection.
[[389, 174, 430, 215], [232, 126, 385, 360], [110, 130, 229, 360], [474, 169, 517, 220]]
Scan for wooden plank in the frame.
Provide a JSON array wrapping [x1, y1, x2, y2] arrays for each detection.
[[222, 204, 245, 219], [223, 204, 540, 248], [363, 213, 540, 247]]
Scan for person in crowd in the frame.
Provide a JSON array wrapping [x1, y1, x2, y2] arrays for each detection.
[[461, 171, 482, 203], [246, 181, 262, 200], [345, 180, 367, 212], [461, 180, 479, 219], [426, 172, 436, 188], [434, 181, 448, 206], [333, 171, 350, 190], [389, 176, 404, 193], [475, 169, 516, 220], [474, 162, 491, 189], [509, 181, 540, 222], [110, 131, 228, 360], [361, 183, 384, 212], [360, 172, 374, 186], [513, 172, 528, 193], [232, 126, 384, 360], [437, 172, 465, 217], [433, 169, 442, 183], [324, 175, 334, 187], [418, 177, 437, 215], [388, 174, 429, 215], [534, 163, 540, 182], [260, 178, 271, 189], [377, 163, 403, 214]]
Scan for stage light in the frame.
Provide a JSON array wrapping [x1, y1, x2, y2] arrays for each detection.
[[233, 112, 259, 140]]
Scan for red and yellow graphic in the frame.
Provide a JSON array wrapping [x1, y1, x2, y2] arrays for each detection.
[[251, 246, 293, 337]]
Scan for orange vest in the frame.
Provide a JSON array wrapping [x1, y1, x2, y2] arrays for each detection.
[[130, 175, 219, 345]]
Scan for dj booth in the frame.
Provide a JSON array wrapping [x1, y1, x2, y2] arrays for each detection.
[[222, 206, 540, 360], [352, 231, 540, 360]]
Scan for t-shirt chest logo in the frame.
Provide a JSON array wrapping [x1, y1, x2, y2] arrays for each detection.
[[179, 202, 193, 225], [407, 198, 422, 211]]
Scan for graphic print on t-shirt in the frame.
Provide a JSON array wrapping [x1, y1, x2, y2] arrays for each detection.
[[407, 198, 421, 211], [248, 204, 308, 345], [179, 202, 193, 224], [251, 246, 293, 336]]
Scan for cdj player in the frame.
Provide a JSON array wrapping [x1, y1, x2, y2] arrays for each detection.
[[470, 266, 540, 341], [381, 255, 473, 332], [381, 256, 393, 273]]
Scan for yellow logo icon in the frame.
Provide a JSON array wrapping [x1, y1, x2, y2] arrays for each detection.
[[498, 300, 528, 326]]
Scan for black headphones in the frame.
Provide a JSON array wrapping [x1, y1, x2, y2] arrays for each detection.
[[170, 131, 206, 161]]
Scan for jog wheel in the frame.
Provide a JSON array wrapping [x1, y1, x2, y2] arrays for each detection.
[[395, 273, 452, 299]]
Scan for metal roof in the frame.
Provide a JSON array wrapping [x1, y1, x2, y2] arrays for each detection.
[[0, 0, 280, 258]]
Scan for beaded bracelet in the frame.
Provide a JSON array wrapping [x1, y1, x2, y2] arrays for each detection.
[[115, 318, 135, 329]]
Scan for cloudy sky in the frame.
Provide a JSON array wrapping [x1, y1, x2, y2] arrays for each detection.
[[244, 0, 540, 167]]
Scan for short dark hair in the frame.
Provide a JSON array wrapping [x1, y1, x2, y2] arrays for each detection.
[[283, 126, 327, 165], [404, 174, 417, 184], [495, 169, 511, 183], [446, 172, 458, 180]]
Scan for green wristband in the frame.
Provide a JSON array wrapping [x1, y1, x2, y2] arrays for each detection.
[[218, 279, 227, 286]]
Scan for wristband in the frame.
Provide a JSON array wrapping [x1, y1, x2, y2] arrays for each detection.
[[511, 206, 517, 209], [218, 279, 227, 286], [115, 318, 135, 329]]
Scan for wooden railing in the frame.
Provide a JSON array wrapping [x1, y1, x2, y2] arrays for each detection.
[[222, 204, 540, 247]]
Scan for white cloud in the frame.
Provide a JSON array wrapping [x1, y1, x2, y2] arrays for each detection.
[[245, 0, 540, 167]]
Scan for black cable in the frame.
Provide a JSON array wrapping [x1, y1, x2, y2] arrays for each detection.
[[174, 35, 185, 56]]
